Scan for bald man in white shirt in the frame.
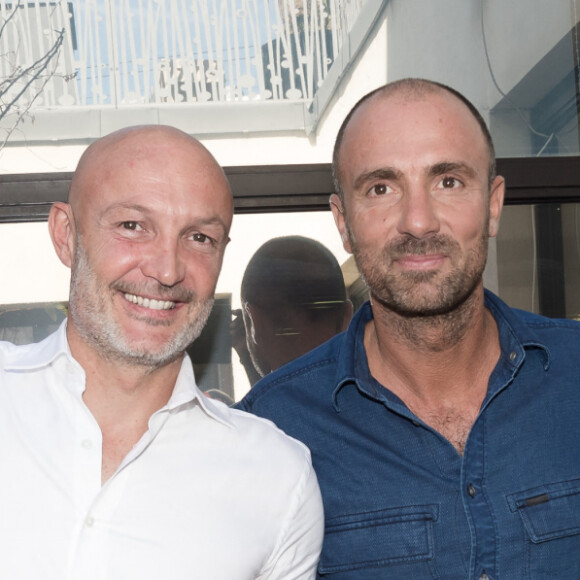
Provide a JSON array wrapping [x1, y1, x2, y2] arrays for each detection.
[[0, 125, 323, 580]]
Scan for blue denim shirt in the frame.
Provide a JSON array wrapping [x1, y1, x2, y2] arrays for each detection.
[[237, 290, 580, 579]]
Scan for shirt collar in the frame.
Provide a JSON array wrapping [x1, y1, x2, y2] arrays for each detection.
[[3, 318, 72, 371], [331, 302, 375, 410], [5, 319, 234, 428], [167, 355, 234, 428], [331, 290, 552, 410], [483, 289, 551, 371], [482, 289, 551, 402]]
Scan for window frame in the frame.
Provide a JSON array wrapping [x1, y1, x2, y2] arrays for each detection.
[[0, 157, 579, 223]]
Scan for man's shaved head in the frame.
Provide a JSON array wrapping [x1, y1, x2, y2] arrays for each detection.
[[49, 124, 233, 369], [68, 125, 232, 223]]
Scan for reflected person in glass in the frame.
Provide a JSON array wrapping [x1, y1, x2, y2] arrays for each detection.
[[233, 235, 352, 385]]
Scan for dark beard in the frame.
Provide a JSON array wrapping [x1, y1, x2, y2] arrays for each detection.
[[351, 232, 489, 319]]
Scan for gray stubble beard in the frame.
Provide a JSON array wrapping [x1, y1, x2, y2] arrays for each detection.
[[68, 236, 214, 370]]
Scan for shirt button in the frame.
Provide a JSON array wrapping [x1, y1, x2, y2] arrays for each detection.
[[509, 351, 517, 361], [467, 484, 477, 498], [479, 573, 490, 580], [85, 516, 95, 527], [81, 439, 92, 449]]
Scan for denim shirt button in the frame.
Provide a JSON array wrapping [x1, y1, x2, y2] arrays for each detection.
[[509, 351, 517, 361], [479, 573, 490, 580], [467, 483, 476, 498]]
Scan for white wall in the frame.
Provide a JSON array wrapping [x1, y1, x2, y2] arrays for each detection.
[[0, 222, 70, 305]]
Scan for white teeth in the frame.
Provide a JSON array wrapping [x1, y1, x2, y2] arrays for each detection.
[[124, 293, 175, 310]]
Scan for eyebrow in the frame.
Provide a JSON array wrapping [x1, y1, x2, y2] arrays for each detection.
[[102, 202, 151, 216], [351, 162, 481, 192], [188, 216, 230, 234], [428, 161, 478, 180], [353, 167, 403, 190]]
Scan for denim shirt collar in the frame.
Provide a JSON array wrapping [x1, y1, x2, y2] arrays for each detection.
[[332, 289, 551, 411]]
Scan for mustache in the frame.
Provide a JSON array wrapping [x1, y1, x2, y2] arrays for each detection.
[[113, 281, 195, 303], [387, 235, 460, 259]]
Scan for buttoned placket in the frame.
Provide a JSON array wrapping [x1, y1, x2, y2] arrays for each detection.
[[56, 357, 102, 580], [64, 359, 174, 580], [459, 347, 523, 580]]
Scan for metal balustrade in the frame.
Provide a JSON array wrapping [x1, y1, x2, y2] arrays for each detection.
[[0, 0, 364, 113]]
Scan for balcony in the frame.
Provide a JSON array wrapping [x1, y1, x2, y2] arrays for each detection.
[[0, 0, 383, 143]]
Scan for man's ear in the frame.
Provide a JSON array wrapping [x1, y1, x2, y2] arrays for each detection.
[[48, 202, 75, 268], [245, 302, 279, 346], [488, 176, 505, 239], [242, 302, 263, 345], [329, 193, 352, 253]]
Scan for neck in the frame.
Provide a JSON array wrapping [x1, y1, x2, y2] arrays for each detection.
[[366, 288, 500, 455], [80, 353, 182, 414], [366, 287, 499, 402], [372, 287, 482, 354], [66, 323, 183, 483], [66, 322, 182, 403]]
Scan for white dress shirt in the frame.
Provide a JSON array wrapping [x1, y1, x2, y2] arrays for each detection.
[[0, 322, 323, 579]]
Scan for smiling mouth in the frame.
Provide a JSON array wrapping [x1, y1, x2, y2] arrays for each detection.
[[124, 293, 176, 311]]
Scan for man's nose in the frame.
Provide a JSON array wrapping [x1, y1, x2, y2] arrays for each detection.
[[396, 185, 440, 239], [140, 237, 186, 287]]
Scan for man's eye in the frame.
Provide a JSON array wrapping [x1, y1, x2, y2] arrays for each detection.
[[371, 183, 389, 195], [440, 176, 460, 188], [121, 221, 141, 231], [192, 233, 210, 244]]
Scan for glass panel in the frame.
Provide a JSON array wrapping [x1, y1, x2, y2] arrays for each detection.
[[220, 211, 352, 400], [0, 302, 67, 343], [497, 203, 580, 320]]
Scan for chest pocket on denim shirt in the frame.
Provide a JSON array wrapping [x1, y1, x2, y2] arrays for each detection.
[[318, 504, 439, 578], [507, 478, 580, 578]]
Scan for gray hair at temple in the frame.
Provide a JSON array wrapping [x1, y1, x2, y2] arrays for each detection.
[[332, 78, 497, 200]]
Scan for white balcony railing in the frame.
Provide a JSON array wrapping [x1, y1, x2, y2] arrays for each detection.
[[0, 0, 364, 114]]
